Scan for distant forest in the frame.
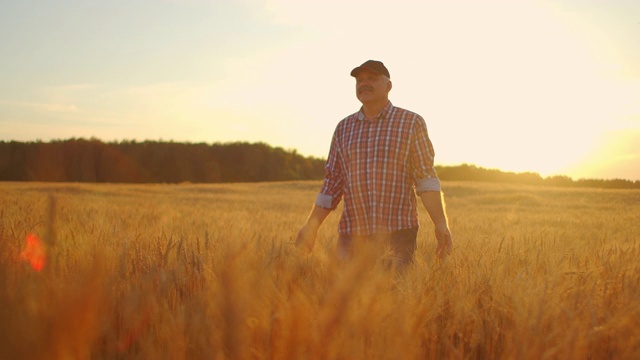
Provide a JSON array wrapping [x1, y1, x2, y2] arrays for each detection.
[[0, 138, 324, 183], [1, 138, 639, 189]]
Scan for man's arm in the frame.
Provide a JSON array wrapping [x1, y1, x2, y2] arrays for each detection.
[[295, 205, 332, 252], [419, 190, 453, 259]]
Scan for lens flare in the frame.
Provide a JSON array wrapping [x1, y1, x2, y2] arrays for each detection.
[[20, 233, 46, 271]]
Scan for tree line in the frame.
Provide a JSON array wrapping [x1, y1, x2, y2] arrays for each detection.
[[436, 163, 640, 190], [1, 139, 638, 189], [0, 138, 325, 183]]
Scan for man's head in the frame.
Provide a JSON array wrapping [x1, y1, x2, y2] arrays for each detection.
[[351, 60, 392, 106]]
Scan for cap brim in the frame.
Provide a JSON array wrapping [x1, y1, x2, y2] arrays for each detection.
[[350, 66, 382, 77]]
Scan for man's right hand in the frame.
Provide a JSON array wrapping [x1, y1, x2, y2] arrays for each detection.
[[295, 205, 331, 254], [295, 223, 318, 253]]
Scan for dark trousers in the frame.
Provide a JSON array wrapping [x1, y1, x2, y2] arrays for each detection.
[[337, 227, 418, 269]]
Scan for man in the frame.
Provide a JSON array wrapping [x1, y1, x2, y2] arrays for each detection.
[[296, 60, 452, 267]]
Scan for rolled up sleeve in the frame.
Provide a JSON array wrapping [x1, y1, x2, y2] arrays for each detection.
[[315, 192, 334, 209], [415, 177, 441, 192], [410, 116, 441, 193], [316, 130, 345, 209]]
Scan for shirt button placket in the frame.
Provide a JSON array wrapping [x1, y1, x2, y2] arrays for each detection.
[[369, 121, 377, 234]]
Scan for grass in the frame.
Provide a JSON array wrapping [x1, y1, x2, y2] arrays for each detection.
[[1, 180, 639, 359]]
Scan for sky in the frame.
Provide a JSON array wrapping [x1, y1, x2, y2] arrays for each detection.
[[1, 0, 639, 181]]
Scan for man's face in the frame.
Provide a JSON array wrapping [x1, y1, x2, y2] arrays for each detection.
[[355, 69, 392, 105]]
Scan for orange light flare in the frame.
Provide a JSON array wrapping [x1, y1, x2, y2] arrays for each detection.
[[20, 233, 46, 271]]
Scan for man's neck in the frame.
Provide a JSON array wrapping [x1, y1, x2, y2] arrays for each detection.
[[361, 100, 389, 120]]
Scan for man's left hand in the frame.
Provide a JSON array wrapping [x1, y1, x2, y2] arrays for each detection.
[[435, 227, 453, 259]]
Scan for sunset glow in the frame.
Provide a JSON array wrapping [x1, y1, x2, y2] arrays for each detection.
[[1, 0, 638, 180]]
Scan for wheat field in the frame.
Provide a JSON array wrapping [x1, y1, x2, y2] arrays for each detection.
[[1, 181, 639, 359]]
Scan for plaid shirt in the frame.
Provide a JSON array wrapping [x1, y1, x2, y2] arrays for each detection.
[[316, 102, 442, 236]]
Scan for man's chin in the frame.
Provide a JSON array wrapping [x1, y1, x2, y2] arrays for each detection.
[[357, 94, 373, 102]]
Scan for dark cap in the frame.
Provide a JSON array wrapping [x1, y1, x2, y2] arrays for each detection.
[[350, 60, 390, 79]]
